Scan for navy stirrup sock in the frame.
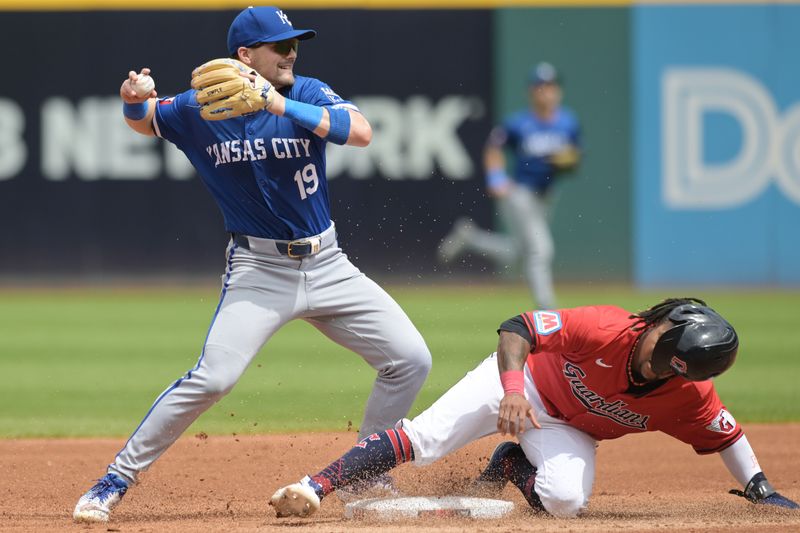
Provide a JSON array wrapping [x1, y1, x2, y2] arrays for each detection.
[[310, 428, 414, 497]]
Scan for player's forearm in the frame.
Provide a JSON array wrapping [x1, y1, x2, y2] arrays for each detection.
[[342, 110, 372, 147], [483, 145, 506, 173], [483, 146, 512, 196], [313, 109, 371, 147], [497, 331, 531, 373], [271, 93, 371, 146], [123, 98, 157, 137], [496, 331, 535, 418], [719, 434, 762, 487]]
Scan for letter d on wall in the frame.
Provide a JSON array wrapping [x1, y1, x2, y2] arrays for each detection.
[[662, 68, 776, 209]]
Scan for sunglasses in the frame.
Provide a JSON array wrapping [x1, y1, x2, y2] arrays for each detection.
[[258, 39, 299, 56]]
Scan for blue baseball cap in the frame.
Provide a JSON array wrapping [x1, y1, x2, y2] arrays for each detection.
[[528, 62, 560, 86], [227, 6, 316, 56]]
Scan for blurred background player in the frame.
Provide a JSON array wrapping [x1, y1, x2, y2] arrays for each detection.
[[73, 5, 431, 523], [269, 298, 798, 518], [438, 62, 581, 310]]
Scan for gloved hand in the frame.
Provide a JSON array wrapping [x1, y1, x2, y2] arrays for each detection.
[[729, 472, 799, 509], [548, 145, 580, 170], [191, 58, 276, 121]]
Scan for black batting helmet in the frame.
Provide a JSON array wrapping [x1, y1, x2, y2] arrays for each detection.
[[651, 303, 739, 381]]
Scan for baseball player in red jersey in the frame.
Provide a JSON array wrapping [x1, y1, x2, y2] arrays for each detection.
[[269, 298, 798, 518]]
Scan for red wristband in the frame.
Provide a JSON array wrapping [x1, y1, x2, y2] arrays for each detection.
[[500, 370, 525, 395]]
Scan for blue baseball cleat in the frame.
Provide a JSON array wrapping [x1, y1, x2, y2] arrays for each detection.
[[73, 472, 129, 523]]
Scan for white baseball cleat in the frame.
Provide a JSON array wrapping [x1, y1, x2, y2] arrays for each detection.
[[270, 476, 321, 518], [73, 472, 130, 523]]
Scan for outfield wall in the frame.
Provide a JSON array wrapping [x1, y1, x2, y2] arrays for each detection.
[[633, 4, 800, 286], [494, 7, 632, 282], [1, 3, 797, 285]]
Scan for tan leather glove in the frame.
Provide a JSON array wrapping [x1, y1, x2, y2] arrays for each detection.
[[548, 145, 580, 170], [191, 58, 276, 121]]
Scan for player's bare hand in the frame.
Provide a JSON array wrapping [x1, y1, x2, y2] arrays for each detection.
[[488, 182, 512, 198], [120, 68, 157, 104], [497, 393, 540, 436]]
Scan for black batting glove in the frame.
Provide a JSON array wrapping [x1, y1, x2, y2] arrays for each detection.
[[729, 472, 799, 509]]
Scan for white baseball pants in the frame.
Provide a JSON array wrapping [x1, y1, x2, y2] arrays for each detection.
[[401, 353, 596, 518]]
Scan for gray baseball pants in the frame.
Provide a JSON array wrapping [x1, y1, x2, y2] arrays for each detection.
[[110, 223, 432, 482], [464, 184, 556, 309]]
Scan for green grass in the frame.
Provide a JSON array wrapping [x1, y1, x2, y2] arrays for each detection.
[[1, 284, 798, 437]]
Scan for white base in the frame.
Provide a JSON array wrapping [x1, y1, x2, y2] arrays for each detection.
[[344, 496, 514, 520]]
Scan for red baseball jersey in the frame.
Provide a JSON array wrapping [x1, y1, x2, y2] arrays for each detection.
[[520, 306, 742, 454]]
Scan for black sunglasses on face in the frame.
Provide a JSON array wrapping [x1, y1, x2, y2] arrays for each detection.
[[264, 39, 299, 55]]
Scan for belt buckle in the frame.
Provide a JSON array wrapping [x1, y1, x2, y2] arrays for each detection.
[[287, 236, 321, 258]]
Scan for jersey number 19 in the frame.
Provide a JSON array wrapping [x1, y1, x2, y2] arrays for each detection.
[[294, 163, 319, 200]]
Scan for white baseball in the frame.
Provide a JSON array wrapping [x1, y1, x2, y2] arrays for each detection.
[[132, 75, 155, 98]]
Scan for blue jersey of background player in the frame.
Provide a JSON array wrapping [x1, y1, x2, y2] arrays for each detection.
[[74, 5, 432, 524], [487, 62, 581, 194]]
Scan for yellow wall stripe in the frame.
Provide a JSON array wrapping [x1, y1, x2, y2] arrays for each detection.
[[1, 0, 796, 10]]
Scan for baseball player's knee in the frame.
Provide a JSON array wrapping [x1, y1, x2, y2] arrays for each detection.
[[541, 244, 555, 263], [198, 372, 238, 397], [526, 242, 554, 264], [411, 345, 432, 374], [194, 345, 247, 397], [405, 347, 432, 384], [387, 340, 432, 380], [538, 486, 587, 518]]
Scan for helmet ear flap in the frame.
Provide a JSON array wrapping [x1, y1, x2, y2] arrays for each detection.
[[650, 324, 686, 376]]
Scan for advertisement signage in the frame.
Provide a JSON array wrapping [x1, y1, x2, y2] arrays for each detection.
[[634, 5, 800, 285], [0, 10, 492, 276]]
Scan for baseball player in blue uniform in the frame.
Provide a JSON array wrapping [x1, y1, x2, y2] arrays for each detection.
[[438, 62, 581, 310], [73, 6, 431, 523]]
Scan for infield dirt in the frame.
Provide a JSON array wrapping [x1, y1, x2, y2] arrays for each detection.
[[1, 424, 798, 532]]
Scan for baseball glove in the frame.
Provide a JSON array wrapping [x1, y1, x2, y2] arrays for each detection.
[[190, 58, 276, 121], [548, 145, 580, 170]]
